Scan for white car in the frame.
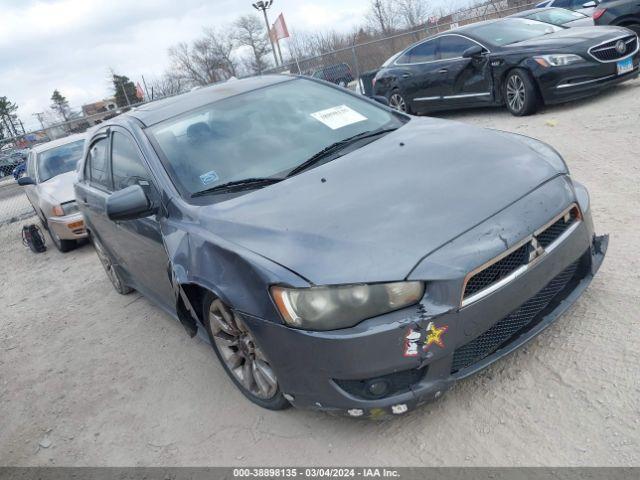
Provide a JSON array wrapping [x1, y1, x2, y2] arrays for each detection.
[[535, 0, 600, 15], [18, 134, 88, 252]]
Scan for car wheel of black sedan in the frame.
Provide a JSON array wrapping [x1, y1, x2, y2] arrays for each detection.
[[92, 235, 133, 295], [203, 293, 290, 411], [504, 69, 539, 117], [388, 90, 412, 114]]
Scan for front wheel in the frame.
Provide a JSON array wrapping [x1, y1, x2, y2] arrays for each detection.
[[504, 69, 539, 116], [48, 226, 76, 253], [92, 235, 133, 295], [203, 293, 290, 410]]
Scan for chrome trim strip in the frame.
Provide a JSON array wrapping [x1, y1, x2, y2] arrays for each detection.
[[416, 92, 492, 101], [460, 204, 581, 308], [443, 92, 491, 99], [588, 34, 639, 64], [556, 66, 638, 89]]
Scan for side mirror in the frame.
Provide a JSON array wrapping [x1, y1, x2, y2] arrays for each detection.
[[463, 45, 484, 58], [106, 184, 154, 221], [373, 95, 390, 106], [17, 176, 35, 186], [582, 1, 597, 7]]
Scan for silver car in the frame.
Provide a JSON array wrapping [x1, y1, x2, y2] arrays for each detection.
[[18, 134, 88, 252]]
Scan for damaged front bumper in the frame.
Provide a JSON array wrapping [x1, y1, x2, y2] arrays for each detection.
[[241, 232, 608, 418]]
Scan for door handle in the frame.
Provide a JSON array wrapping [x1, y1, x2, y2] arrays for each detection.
[[438, 68, 448, 74], [402, 73, 412, 78]]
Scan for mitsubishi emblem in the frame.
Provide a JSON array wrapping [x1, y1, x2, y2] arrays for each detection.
[[528, 238, 545, 263]]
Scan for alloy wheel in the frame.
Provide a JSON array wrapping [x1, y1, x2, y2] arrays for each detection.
[[93, 237, 125, 292], [389, 92, 407, 113], [209, 299, 278, 400], [506, 74, 526, 113]]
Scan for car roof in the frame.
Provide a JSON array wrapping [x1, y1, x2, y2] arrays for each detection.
[[31, 133, 87, 154], [126, 75, 294, 127]]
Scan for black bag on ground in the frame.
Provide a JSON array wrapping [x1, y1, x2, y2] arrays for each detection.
[[22, 224, 47, 254]]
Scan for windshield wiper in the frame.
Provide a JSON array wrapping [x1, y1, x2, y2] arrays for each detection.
[[192, 177, 283, 198], [286, 127, 398, 178]]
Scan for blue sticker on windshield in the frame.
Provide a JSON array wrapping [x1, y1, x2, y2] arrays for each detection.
[[200, 170, 219, 185]]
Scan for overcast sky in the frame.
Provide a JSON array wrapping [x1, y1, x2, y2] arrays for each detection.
[[0, 0, 401, 131]]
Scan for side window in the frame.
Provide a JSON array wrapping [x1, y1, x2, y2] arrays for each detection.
[[552, 0, 572, 7], [439, 36, 478, 60], [407, 40, 438, 63], [87, 138, 111, 190], [111, 132, 151, 191]]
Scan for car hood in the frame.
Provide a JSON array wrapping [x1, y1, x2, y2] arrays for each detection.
[[196, 118, 564, 286], [39, 171, 77, 204], [503, 26, 631, 51]]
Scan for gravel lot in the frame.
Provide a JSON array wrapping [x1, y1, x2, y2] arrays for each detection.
[[1, 80, 639, 467]]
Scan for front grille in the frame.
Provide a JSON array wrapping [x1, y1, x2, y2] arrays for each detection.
[[462, 205, 580, 301], [334, 368, 426, 400], [590, 36, 638, 62], [451, 259, 580, 374], [464, 244, 529, 298], [536, 207, 580, 249]]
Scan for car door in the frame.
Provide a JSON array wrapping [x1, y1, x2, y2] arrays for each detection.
[[107, 128, 174, 306], [437, 35, 494, 108], [394, 38, 446, 109]]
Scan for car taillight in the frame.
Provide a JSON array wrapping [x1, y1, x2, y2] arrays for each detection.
[[593, 8, 607, 21]]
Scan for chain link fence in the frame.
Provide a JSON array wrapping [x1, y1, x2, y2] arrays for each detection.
[[265, 0, 536, 92]]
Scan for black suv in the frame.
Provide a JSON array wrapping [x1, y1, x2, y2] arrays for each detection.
[[594, 0, 640, 34]]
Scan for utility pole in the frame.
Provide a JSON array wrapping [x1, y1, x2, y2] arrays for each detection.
[[252, 0, 280, 67]]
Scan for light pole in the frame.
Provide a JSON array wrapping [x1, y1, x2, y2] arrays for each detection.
[[252, 0, 280, 67]]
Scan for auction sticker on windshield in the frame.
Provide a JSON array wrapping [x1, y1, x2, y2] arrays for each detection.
[[311, 105, 367, 130]]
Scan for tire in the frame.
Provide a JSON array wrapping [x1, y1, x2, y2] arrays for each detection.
[[202, 292, 291, 411], [504, 68, 539, 117], [92, 234, 133, 295], [388, 89, 412, 114], [49, 227, 76, 253]]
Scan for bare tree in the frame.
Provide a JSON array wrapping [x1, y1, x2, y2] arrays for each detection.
[[148, 71, 187, 99], [234, 14, 272, 75], [202, 27, 238, 78], [366, 0, 398, 35], [395, 0, 430, 29]]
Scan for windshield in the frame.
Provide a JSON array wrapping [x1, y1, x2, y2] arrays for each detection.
[[470, 18, 563, 46], [523, 9, 586, 26], [37, 140, 85, 182], [148, 78, 404, 197]]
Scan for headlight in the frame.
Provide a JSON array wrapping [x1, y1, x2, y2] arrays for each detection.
[[52, 201, 79, 217], [534, 54, 584, 67], [271, 282, 425, 331]]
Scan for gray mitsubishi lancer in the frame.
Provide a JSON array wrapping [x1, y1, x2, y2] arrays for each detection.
[[74, 75, 607, 417]]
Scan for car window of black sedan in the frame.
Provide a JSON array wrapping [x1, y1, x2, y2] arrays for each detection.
[[470, 18, 563, 46], [397, 39, 438, 64], [148, 78, 405, 198], [439, 35, 479, 59]]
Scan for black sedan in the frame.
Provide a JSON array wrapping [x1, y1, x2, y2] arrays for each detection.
[[75, 76, 607, 416], [373, 17, 639, 116]]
